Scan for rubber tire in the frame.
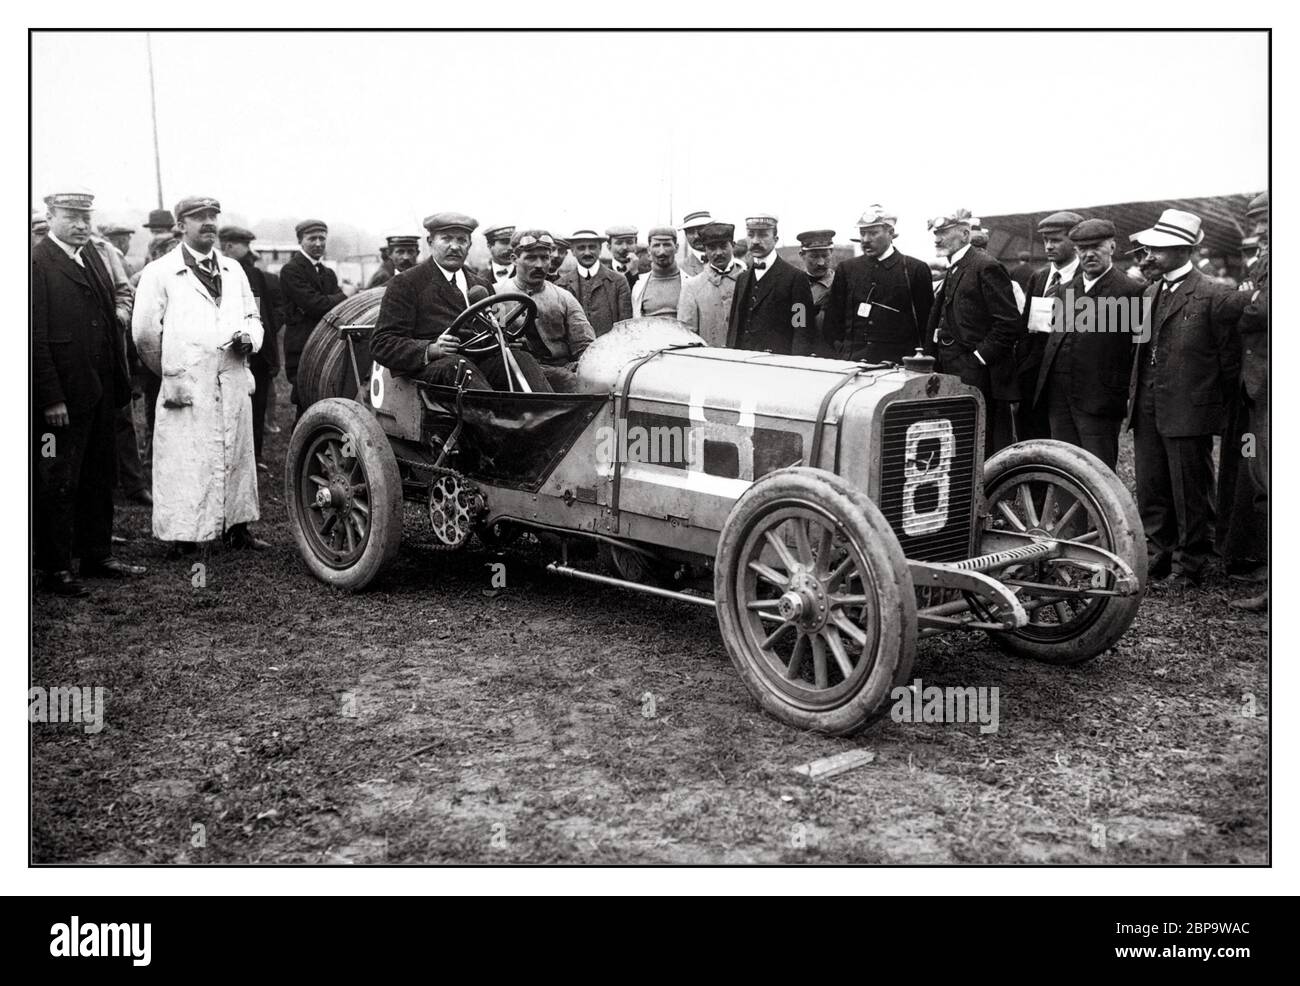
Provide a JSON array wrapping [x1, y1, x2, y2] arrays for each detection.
[[714, 466, 916, 736], [285, 398, 403, 591], [982, 439, 1146, 665]]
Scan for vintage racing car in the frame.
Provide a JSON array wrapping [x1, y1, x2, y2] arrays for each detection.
[[285, 289, 1146, 735]]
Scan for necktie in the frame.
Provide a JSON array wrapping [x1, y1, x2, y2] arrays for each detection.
[[1045, 270, 1060, 294]]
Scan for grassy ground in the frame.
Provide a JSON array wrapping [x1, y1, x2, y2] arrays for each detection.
[[31, 380, 1268, 864]]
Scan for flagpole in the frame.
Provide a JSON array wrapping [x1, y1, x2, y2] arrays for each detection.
[[146, 32, 164, 209]]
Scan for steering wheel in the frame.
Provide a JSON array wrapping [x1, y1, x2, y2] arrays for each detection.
[[445, 291, 539, 357]]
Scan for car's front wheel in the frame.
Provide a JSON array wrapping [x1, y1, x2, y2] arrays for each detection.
[[714, 467, 916, 735]]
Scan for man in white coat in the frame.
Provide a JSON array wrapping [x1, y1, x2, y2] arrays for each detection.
[[132, 196, 268, 557]]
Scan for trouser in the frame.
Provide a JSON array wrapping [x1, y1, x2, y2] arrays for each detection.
[[1245, 392, 1269, 505], [936, 344, 1012, 457], [250, 352, 272, 461], [138, 368, 162, 466], [1133, 383, 1216, 579], [541, 363, 579, 393], [411, 348, 552, 393], [1216, 385, 1268, 568], [284, 322, 311, 407], [34, 392, 117, 573], [1046, 372, 1122, 471], [114, 403, 147, 494]]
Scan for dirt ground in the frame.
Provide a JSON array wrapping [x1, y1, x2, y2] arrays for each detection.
[[31, 379, 1269, 864]]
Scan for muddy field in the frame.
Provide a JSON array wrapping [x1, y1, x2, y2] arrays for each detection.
[[31, 380, 1269, 864]]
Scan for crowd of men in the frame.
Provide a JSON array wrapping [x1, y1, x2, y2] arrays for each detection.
[[32, 190, 1269, 611]]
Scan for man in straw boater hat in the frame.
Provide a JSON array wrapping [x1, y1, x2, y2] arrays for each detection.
[[1127, 208, 1247, 589], [925, 207, 1023, 454], [556, 228, 632, 338], [823, 204, 933, 364], [679, 210, 714, 278]]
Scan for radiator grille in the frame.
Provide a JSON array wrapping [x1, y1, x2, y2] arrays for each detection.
[[877, 396, 980, 562]]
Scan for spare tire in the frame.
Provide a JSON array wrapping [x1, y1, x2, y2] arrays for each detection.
[[297, 287, 384, 409]]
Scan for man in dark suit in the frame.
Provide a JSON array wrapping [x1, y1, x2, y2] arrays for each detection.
[[1128, 209, 1246, 587], [1017, 211, 1083, 442], [726, 215, 817, 355], [925, 209, 1024, 454], [823, 205, 933, 364], [796, 229, 836, 346], [367, 234, 419, 290], [219, 226, 283, 468], [370, 212, 550, 392], [604, 225, 640, 292], [557, 229, 632, 337], [32, 189, 146, 596], [1231, 191, 1269, 611], [1033, 219, 1144, 470], [279, 219, 347, 414], [480, 224, 516, 285]]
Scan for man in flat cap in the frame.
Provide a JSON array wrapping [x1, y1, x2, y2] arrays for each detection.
[[479, 224, 516, 286], [371, 213, 551, 393], [1031, 219, 1143, 471], [1127, 208, 1246, 588], [604, 225, 640, 291], [492, 230, 595, 392], [678, 222, 746, 347], [679, 211, 713, 277], [220, 225, 283, 469], [1230, 191, 1269, 611], [558, 229, 632, 337], [280, 219, 346, 416], [631, 227, 686, 319], [99, 225, 140, 277], [726, 215, 817, 356], [547, 237, 575, 283], [32, 187, 143, 595], [796, 230, 836, 343], [368, 235, 420, 289], [925, 208, 1023, 455], [824, 206, 933, 364], [1016, 211, 1083, 442], [134, 196, 268, 555]]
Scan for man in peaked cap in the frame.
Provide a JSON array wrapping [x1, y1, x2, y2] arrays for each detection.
[[557, 229, 631, 337], [680, 210, 714, 277], [279, 218, 346, 415], [925, 208, 1023, 455], [371, 212, 551, 393], [368, 234, 420, 289], [1128, 208, 1247, 587], [481, 223, 517, 285], [678, 222, 745, 347], [796, 230, 837, 343], [33, 186, 142, 595], [604, 224, 640, 290], [1016, 210, 1084, 442], [726, 214, 817, 355], [1230, 191, 1269, 611], [1032, 219, 1144, 471], [825, 206, 933, 364], [547, 237, 573, 282]]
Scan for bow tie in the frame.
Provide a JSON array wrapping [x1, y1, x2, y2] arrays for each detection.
[[752, 261, 766, 270]]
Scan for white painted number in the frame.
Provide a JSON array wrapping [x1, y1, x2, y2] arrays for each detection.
[[902, 419, 954, 536]]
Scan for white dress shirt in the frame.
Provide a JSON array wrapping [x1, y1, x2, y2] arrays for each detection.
[[1163, 260, 1195, 293], [1081, 264, 1112, 293], [48, 232, 85, 267], [1043, 256, 1080, 291], [751, 251, 775, 281], [434, 258, 469, 303]]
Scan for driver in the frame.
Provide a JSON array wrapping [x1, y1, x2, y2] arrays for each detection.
[[370, 212, 551, 392]]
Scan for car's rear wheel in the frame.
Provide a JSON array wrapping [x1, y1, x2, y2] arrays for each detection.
[[286, 398, 402, 590], [982, 439, 1145, 664], [714, 467, 916, 735]]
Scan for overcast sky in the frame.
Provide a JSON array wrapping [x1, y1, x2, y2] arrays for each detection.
[[31, 30, 1268, 256]]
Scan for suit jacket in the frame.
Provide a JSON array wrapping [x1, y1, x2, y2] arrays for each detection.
[[823, 250, 933, 362], [1034, 265, 1144, 418], [370, 259, 492, 375], [31, 236, 130, 415], [604, 257, 640, 294], [557, 263, 632, 337], [367, 264, 395, 289], [1238, 250, 1268, 402], [239, 254, 282, 372], [725, 255, 817, 355], [1127, 268, 1246, 436], [280, 251, 346, 339], [925, 246, 1024, 400]]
